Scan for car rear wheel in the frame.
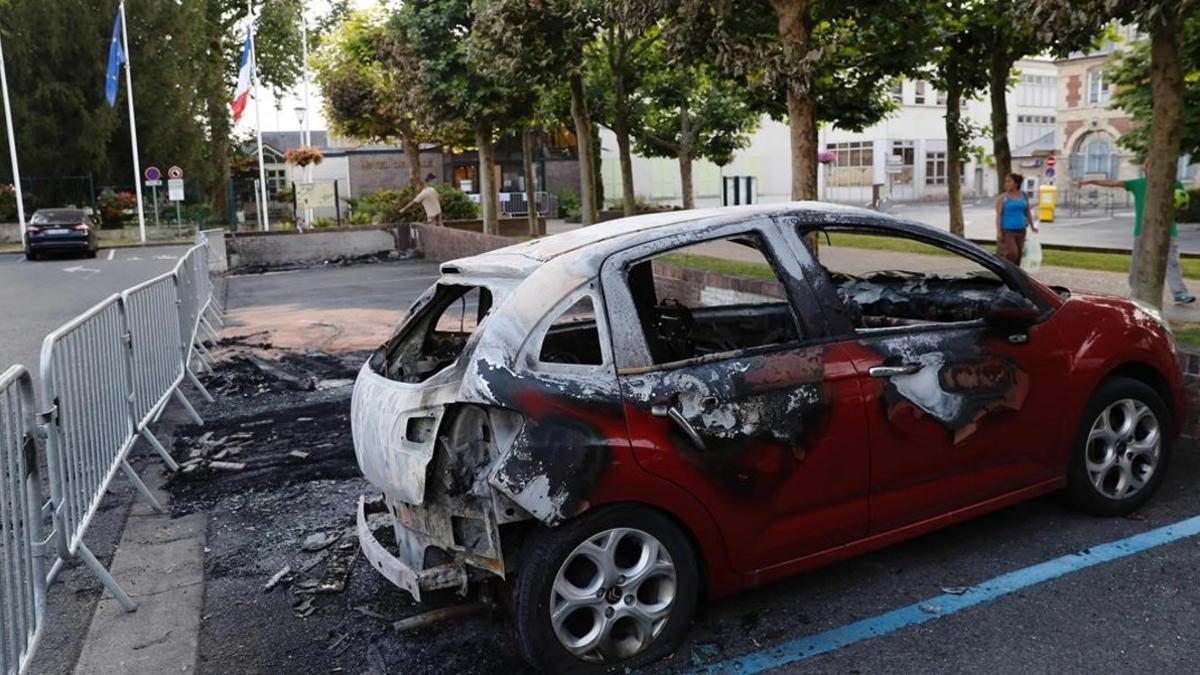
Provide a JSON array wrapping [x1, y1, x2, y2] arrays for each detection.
[[1066, 377, 1171, 516], [24, 250, 36, 261], [513, 505, 698, 672]]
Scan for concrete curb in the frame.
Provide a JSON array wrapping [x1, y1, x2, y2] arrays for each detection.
[[71, 470, 205, 675]]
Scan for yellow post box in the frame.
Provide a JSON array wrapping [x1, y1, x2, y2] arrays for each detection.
[[1038, 184, 1056, 222]]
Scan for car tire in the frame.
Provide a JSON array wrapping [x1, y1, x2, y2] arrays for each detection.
[[513, 505, 699, 673], [86, 248, 97, 259], [24, 250, 36, 261], [1065, 376, 1172, 516]]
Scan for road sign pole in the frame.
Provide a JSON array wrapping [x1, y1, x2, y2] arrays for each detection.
[[151, 184, 159, 228]]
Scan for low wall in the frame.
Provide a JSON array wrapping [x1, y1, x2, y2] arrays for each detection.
[[409, 224, 516, 263], [227, 226, 401, 269], [445, 217, 545, 237]]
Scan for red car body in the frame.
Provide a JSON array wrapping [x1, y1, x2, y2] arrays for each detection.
[[352, 203, 1184, 604]]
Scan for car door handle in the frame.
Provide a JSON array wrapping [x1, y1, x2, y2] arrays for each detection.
[[868, 364, 922, 378], [651, 405, 708, 451]]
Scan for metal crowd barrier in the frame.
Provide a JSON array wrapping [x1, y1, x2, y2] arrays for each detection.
[[34, 239, 223, 615], [0, 366, 46, 675]]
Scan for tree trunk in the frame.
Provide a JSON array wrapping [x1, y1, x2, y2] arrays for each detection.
[[569, 71, 598, 225], [946, 79, 965, 237], [615, 77, 637, 216], [989, 46, 1013, 194], [522, 127, 540, 236], [772, 0, 817, 201], [206, 53, 231, 225], [476, 120, 499, 235], [1133, 17, 1186, 307], [678, 100, 695, 210], [403, 133, 422, 189]]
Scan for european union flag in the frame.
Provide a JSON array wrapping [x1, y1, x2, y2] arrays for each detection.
[[105, 7, 125, 107]]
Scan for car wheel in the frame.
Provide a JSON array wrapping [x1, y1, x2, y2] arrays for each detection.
[[24, 250, 36, 261], [513, 505, 699, 673], [86, 248, 97, 259], [1065, 377, 1171, 516]]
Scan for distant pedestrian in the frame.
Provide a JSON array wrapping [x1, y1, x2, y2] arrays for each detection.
[[995, 172, 1038, 265], [1077, 168, 1194, 303], [405, 173, 443, 226]]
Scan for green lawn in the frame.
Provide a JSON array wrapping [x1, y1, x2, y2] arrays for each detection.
[[657, 232, 1200, 281], [1172, 323, 1200, 349]]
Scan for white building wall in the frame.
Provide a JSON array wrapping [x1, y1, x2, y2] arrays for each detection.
[[600, 58, 1059, 207]]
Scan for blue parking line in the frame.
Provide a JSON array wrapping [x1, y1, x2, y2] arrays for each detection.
[[695, 514, 1200, 674]]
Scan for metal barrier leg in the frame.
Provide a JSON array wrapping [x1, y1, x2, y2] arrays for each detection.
[[195, 341, 217, 368], [120, 459, 163, 513], [199, 315, 220, 345], [76, 541, 138, 612], [186, 368, 215, 403], [205, 304, 225, 327], [173, 388, 204, 426], [140, 427, 180, 472]]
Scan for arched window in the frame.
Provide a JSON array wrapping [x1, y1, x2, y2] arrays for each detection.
[[1085, 137, 1111, 174]]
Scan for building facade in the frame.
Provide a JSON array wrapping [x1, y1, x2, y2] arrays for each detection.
[[598, 58, 1062, 208]]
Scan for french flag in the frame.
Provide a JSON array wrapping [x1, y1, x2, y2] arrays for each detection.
[[231, 28, 253, 122]]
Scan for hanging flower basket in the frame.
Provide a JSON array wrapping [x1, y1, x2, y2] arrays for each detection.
[[818, 150, 837, 164], [286, 146, 324, 168]]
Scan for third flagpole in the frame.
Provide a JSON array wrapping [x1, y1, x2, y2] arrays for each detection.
[[250, 18, 270, 232], [119, 1, 147, 244]]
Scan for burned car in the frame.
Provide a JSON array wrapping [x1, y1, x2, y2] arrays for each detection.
[[352, 203, 1184, 672]]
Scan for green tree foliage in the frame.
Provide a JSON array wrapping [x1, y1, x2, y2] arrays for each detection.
[[395, 0, 536, 233], [1036, 0, 1193, 307], [631, 54, 761, 208], [675, 1, 933, 203], [312, 9, 431, 188], [1108, 14, 1200, 161], [353, 184, 479, 224]]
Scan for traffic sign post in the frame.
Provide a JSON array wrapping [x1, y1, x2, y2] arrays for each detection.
[[167, 167, 185, 234], [144, 166, 161, 229]]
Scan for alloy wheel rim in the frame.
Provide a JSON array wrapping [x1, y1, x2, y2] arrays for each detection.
[[549, 527, 677, 663], [1086, 398, 1160, 500]]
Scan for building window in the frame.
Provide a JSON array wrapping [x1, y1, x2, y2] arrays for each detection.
[[925, 151, 947, 185], [1088, 69, 1110, 105], [826, 141, 874, 187], [935, 88, 947, 106], [1018, 73, 1056, 108], [914, 81, 926, 105], [1014, 114, 1056, 147], [1085, 138, 1112, 174], [890, 80, 903, 104]]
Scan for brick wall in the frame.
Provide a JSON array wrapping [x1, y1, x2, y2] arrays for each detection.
[[409, 223, 515, 262]]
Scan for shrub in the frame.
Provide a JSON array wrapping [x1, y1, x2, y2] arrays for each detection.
[[557, 189, 580, 220], [356, 184, 479, 223], [97, 191, 137, 229], [1180, 188, 1200, 223], [0, 184, 17, 221]]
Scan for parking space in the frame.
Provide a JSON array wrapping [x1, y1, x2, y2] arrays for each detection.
[[0, 245, 193, 376]]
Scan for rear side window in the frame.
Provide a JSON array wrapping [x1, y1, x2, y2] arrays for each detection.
[[539, 297, 603, 366], [379, 284, 493, 383]]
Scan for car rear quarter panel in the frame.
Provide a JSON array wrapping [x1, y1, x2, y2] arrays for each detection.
[[1047, 294, 1185, 461]]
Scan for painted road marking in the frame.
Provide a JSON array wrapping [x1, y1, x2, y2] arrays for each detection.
[[695, 514, 1200, 674], [153, 255, 177, 260], [62, 265, 100, 274], [107, 249, 116, 260]]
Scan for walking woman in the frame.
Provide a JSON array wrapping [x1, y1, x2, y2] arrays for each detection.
[[995, 172, 1038, 265]]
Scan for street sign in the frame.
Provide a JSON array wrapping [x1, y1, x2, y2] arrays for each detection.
[[167, 166, 183, 179], [168, 178, 185, 201], [144, 179, 162, 187], [1046, 155, 1056, 167], [1046, 167, 1056, 178], [144, 166, 161, 182]]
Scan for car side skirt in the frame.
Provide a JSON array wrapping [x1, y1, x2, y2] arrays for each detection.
[[736, 477, 1066, 594]]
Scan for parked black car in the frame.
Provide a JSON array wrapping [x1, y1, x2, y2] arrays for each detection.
[[24, 209, 99, 260]]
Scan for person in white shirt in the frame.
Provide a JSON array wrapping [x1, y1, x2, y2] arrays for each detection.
[[404, 173, 443, 226]]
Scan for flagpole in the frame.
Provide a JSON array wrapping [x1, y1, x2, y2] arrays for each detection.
[[249, 22, 270, 232], [0, 31, 26, 243], [119, 1, 146, 244]]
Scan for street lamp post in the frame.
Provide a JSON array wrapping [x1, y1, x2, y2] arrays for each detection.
[[299, 11, 313, 229]]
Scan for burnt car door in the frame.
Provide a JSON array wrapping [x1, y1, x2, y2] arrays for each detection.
[[791, 221, 1071, 533], [601, 219, 872, 573]]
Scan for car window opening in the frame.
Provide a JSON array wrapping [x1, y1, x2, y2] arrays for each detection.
[[628, 234, 801, 366], [380, 284, 493, 383], [809, 228, 1011, 330], [539, 296, 603, 366]]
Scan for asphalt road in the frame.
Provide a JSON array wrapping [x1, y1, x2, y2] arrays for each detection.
[[0, 245, 192, 381]]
